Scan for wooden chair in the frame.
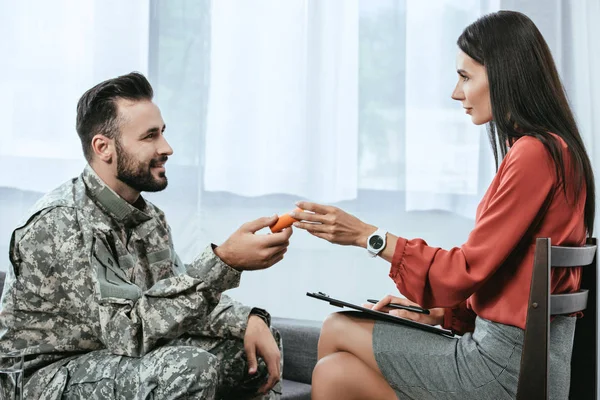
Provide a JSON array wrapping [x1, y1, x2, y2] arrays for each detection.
[[517, 238, 597, 399]]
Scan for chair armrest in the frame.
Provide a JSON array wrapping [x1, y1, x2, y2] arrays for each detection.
[[272, 317, 322, 385]]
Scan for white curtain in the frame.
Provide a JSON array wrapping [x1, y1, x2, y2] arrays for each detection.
[[203, 0, 497, 212], [204, 0, 359, 203], [0, 0, 149, 192], [564, 0, 600, 231], [404, 1, 498, 215]]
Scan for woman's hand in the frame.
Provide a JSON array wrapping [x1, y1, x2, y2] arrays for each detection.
[[363, 295, 445, 326], [290, 201, 377, 247]]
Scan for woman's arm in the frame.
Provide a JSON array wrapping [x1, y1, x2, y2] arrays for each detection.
[[293, 137, 557, 309]]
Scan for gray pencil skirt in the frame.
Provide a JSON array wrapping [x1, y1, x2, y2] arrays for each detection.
[[373, 316, 576, 400]]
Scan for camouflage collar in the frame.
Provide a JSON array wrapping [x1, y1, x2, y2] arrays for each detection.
[[82, 165, 152, 226]]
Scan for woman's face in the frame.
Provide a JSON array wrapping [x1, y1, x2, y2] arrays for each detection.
[[451, 50, 493, 125]]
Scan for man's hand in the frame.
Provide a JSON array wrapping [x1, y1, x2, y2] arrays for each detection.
[[244, 315, 281, 395], [214, 215, 293, 271], [364, 294, 445, 326]]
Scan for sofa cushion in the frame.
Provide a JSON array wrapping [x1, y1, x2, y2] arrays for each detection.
[[281, 379, 311, 400], [272, 317, 321, 385]]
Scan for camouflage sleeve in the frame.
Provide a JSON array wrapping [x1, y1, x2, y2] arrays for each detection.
[[13, 207, 242, 357], [188, 294, 272, 340], [100, 246, 242, 356]]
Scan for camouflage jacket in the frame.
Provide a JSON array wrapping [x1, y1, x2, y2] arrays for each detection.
[[0, 165, 261, 386]]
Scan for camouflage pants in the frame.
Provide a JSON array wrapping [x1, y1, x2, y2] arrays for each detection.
[[27, 328, 282, 400]]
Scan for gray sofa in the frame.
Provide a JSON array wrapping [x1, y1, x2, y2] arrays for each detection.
[[0, 271, 320, 399], [272, 317, 321, 399]]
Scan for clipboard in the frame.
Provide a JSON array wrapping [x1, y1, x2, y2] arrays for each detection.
[[307, 291, 455, 338]]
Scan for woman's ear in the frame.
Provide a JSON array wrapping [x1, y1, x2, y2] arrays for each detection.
[[91, 134, 114, 163]]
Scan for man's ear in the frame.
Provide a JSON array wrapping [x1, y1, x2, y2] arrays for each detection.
[[91, 134, 114, 163]]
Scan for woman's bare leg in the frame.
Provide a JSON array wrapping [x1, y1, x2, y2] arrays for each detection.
[[312, 352, 398, 400], [311, 312, 398, 400]]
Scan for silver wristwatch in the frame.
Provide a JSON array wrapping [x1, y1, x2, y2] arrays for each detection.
[[367, 228, 387, 257]]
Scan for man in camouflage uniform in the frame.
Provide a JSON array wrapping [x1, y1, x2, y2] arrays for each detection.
[[0, 73, 292, 399]]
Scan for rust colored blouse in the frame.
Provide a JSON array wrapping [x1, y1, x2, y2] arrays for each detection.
[[390, 135, 586, 335]]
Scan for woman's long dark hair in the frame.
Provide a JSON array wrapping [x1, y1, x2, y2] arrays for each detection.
[[458, 10, 595, 236]]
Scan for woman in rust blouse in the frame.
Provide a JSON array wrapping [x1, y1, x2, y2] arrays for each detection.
[[291, 11, 595, 400]]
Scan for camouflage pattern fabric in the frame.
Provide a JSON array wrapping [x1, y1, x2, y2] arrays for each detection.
[[0, 165, 281, 399], [24, 327, 282, 399]]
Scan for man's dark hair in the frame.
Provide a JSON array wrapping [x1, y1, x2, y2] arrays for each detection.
[[458, 11, 596, 235], [76, 72, 154, 162]]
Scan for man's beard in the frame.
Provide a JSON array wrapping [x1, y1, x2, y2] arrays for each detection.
[[115, 139, 168, 193]]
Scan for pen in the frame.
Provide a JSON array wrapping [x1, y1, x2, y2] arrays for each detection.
[[367, 299, 430, 315]]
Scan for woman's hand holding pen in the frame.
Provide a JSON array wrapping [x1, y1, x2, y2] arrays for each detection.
[[364, 294, 445, 326], [291, 201, 447, 327]]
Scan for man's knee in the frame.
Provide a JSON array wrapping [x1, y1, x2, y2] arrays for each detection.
[[141, 346, 220, 397], [145, 345, 219, 379]]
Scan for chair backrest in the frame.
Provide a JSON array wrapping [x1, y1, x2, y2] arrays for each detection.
[[517, 238, 597, 400]]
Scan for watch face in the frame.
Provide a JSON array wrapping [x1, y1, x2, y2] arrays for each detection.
[[369, 235, 384, 250]]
